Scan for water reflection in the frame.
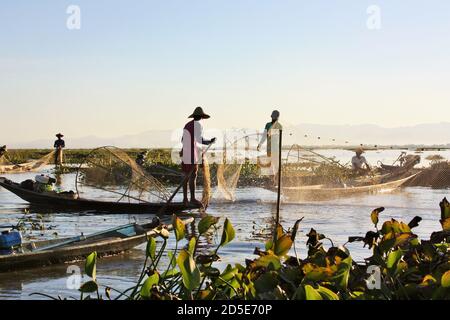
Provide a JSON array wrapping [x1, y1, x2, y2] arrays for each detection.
[[0, 168, 448, 299]]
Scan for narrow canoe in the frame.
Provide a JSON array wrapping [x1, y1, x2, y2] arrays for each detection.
[[0, 217, 193, 273], [0, 177, 201, 214], [279, 174, 417, 201]]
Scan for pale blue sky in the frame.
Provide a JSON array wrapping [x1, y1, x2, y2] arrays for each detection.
[[1, 1, 450, 144]]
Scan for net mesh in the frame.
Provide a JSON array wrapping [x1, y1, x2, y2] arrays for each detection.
[[201, 155, 212, 207], [0, 151, 56, 174], [216, 163, 242, 201], [75, 146, 171, 203]]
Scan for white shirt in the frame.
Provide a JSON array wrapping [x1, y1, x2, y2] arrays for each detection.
[[352, 155, 368, 169], [182, 120, 204, 165]]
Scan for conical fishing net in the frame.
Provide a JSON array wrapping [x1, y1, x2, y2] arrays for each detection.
[[216, 163, 242, 201], [75, 146, 171, 203], [0, 151, 56, 174], [213, 132, 254, 201]]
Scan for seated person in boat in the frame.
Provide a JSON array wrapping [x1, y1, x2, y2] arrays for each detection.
[[136, 151, 148, 166], [0, 145, 6, 158], [352, 148, 371, 174], [20, 175, 78, 199], [34, 174, 56, 193], [180, 107, 216, 206]]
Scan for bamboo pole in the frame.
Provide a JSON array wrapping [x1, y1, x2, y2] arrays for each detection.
[[274, 129, 283, 235], [157, 142, 215, 216]]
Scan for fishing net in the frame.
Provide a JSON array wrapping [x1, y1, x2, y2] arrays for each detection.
[[404, 162, 450, 188], [212, 132, 253, 202], [216, 163, 242, 201], [75, 146, 171, 203], [0, 151, 56, 174], [0, 155, 8, 166], [201, 155, 212, 207]]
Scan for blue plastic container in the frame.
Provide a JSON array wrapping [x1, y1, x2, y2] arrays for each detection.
[[0, 231, 22, 249]]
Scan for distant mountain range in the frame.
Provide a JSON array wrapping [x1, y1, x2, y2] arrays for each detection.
[[11, 122, 450, 149]]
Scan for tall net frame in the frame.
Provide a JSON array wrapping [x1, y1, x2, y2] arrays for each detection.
[[75, 146, 171, 203]]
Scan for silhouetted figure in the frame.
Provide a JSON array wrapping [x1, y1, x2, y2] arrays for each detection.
[[0, 145, 6, 158], [136, 151, 148, 166], [54, 133, 65, 167], [180, 107, 216, 206]]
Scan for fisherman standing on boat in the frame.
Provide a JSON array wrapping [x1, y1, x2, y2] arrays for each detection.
[[181, 107, 216, 206], [352, 147, 371, 175], [54, 133, 65, 167], [257, 110, 283, 180]]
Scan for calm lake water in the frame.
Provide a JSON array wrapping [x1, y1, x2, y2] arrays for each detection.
[[0, 149, 449, 300]]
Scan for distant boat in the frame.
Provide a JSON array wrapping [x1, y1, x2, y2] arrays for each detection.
[[272, 174, 417, 201]]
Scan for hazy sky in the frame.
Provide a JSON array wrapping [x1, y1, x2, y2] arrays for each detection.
[[1, 1, 450, 144]]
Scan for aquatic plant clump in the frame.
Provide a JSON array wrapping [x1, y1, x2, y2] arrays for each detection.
[[40, 198, 450, 300]]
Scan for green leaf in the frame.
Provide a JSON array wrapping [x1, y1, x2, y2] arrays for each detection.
[[146, 237, 157, 260], [387, 249, 403, 269], [442, 270, 450, 288], [440, 198, 450, 220], [254, 271, 278, 293], [198, 216, 220, 235], [79, 280, 98, 293], [161, 268, 179, 279], [386, 249, 403, 269], [220, 218, 235, 247], [274, 234, 293, 257], [255, 254, 282, 270], [441, 217, 450, 232], [187, 237, 197, 255], [140, 273, 160, 298], [265, 239, 273, 251], [105, 287, 111, 300], [219, 265, 239, 282], [317, 285, 339, 300], [381, 221, 392, 235], [172, 215, 186, 242], [177, 249, 201, 291], [330, 256, 352, 290], [85, 252, 97, 280], [291, 218, 303, 242], [305, 285, 323, 300], [370, 207, 384, 227]]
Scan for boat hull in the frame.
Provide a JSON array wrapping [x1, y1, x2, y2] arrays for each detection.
[[0, 218, 193, 272], [0, 178, 200, 214], [279, 174, 416, 201]]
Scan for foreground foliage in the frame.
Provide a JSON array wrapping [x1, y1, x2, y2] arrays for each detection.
[[43, 198, 450, 300]]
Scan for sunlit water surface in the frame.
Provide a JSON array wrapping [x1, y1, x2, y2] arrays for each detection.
[[0, 153, 449, 299]]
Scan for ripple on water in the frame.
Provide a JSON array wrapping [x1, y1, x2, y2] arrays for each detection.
[[0, 170, 448, 299]]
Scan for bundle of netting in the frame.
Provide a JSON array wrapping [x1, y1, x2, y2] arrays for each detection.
[[0, 151, 56, 174], [201, 155, 212, 207], [283, 144, 354, 187], [75, 146, 171, 203]]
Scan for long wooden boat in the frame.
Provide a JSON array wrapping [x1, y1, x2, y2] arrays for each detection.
[[0, 177, 201, 214], [0, 217, 193, 272], [279, 174, 417, 201]]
